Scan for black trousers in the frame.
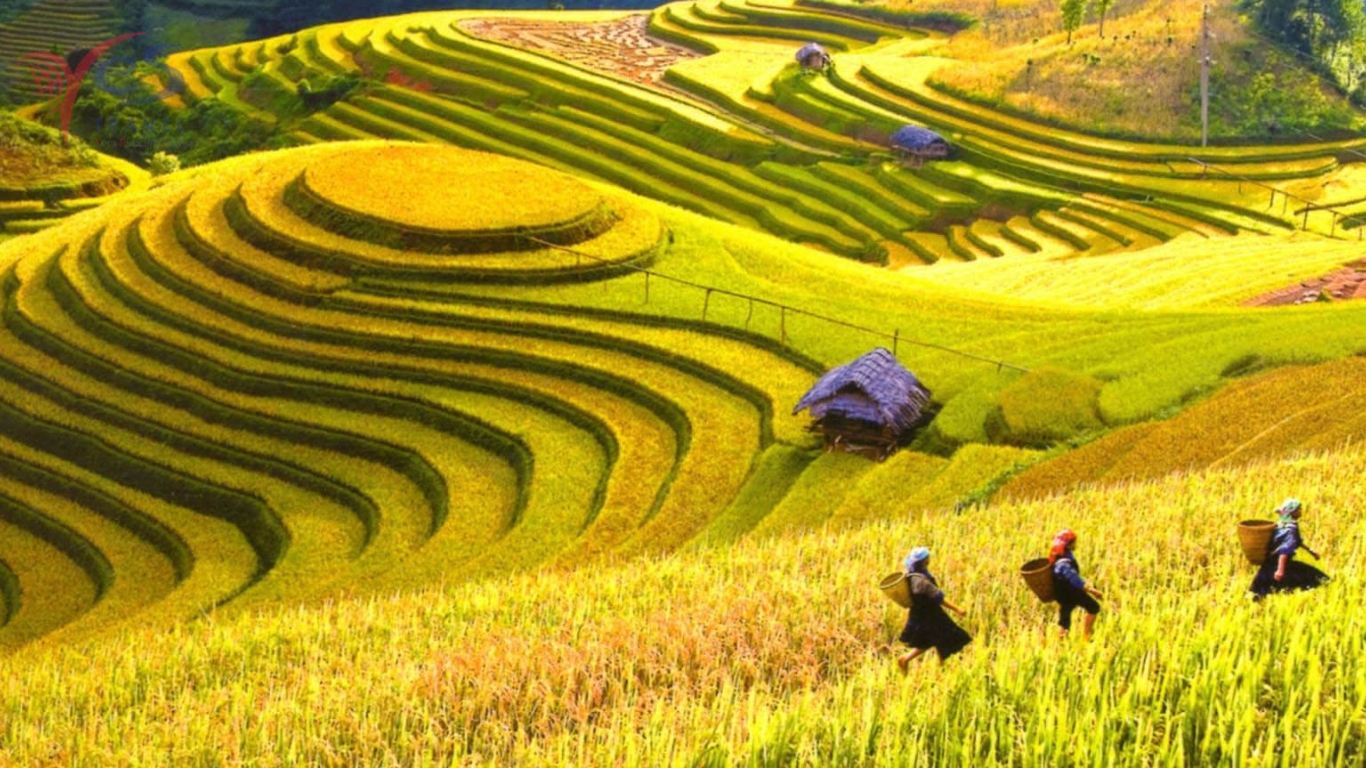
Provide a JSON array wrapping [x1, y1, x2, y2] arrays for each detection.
[[1056, 583, 1100, 630], [1249, 558, 1329, 598]]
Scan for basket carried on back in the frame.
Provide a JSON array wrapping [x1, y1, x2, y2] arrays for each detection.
[[1238, 520, 1276, 565], [880, 571, 911, 609], [1020, 557, 1055, 603]]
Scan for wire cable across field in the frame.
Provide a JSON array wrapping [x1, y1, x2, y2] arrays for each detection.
[[527, 235, 1031, 373]]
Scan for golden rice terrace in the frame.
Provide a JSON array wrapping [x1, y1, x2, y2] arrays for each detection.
[[156, 1, 1366, 269], [1, 2, 1365, 765], [0, 141, 828, 646]]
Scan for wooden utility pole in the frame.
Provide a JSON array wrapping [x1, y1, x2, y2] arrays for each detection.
[[1200, 4, 1210, 147]]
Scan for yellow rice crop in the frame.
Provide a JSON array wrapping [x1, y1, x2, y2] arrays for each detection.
[[995, 367, 1104, 443], [902, 443, 1040, 510], [906, 232, 1366, 311], [182, 177, 351, 293], [110, 198, 634, 585], [827, 449, 949, 527], [44, 231, 443, 595], [6, 138, 1366, 666], [1002, 357, 1366, 501], [999, 422, 1157, 502], [143, 219, 769, 563], [750, 451, 876, 536], [1, 443, 1363, 766], [113, 157, 781, 569], [300, 144, 604, 234], [235, 146, 653, 272]]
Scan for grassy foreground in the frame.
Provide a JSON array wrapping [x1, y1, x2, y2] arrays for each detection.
[[0, 445, 1361, 766], [0, 139, 1364, 763]]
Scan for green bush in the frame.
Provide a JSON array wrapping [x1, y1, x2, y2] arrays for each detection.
[[238, 70, 302, 117], [146, 151, 181, 176], [988, 367, 1104, 446], [0, 112, 102, 167], [1199, 52, 1357, 139], [929, 381, 1007, 446], [60, 65, 283, 168], [298, 72, 365, 113]]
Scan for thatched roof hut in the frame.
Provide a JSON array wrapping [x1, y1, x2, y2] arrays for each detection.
[[793, 347, 932, 460], [890, 124, 951, 167], [795, 42, 831, 70]]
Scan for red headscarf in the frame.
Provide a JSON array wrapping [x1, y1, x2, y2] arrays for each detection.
[[1048, 529, 1077, 564]]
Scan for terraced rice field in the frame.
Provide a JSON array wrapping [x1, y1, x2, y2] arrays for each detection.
[[0, 128, 148, 237], [0, 179, 141, 237], [4, 433, 1366, 765], [153, 0, 1366, 270], [902, 232, 1366, 309], [0, 141, 832, 645], [3, 138, 1366, 650], [0, 0, 120, 102], [999, 357, 1366, 501], [459, 14, 702, 89], [2, 3, 1365, 763], [0, 123, 146, 237]]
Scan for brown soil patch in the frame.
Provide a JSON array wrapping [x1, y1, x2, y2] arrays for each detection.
[[1243, 260, 1366, 306], [458, 14, 703, 88]]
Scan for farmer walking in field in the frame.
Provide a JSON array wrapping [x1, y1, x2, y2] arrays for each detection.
[[895, 547, 971, 672], [1049, 529, 1103, 639], [1249, 498, 1329, 601]]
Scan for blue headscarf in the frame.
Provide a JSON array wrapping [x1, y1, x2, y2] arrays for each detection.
[[1277, 498, 1301, 525], [903, 546, 930, 572]]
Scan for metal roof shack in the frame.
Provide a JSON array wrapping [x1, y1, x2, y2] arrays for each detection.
[[793, 347, 932, 460]]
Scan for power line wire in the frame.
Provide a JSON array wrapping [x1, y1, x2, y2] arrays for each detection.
[[1305, 132, 1366, 164], [526, 236, 1031, 373], [1187, 157, 1366, 235]]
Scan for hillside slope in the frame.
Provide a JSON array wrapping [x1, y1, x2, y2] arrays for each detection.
[[137, 1, 1366, 278], [0, 139, 1365, 649], [894, 0, 1364, 140], [0, 110, 142, 239], [1000, 356, 1366, 500], [0, 443, 1360, 765], [0, 0, 122, 104]]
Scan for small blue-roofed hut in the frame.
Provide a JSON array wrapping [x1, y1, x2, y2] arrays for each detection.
[[796, 42, 831, 70], [890, 124, 951, 168], [793, 347, 932, 460]]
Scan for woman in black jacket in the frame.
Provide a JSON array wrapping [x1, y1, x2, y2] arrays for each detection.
[[896, 547, 971, 672], [1249, 498, 1329, 600]]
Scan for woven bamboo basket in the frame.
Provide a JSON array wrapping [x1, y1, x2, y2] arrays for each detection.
[[880, 571, 911, 609], [1020, 557, 1055, 603], [1238, 520, 1276, 565]]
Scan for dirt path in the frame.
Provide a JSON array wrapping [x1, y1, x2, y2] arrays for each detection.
[[458, 14, 703, 88], [1244, 261, 1366, 306]]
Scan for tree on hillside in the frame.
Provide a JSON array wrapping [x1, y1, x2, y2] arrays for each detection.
[[1094, 0, 1115, 37], [1061, 0, 1089, 44], [1240, 0, 1366, 70], [109, 0, 148, 36], [1315, 0, 1366, 57]]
